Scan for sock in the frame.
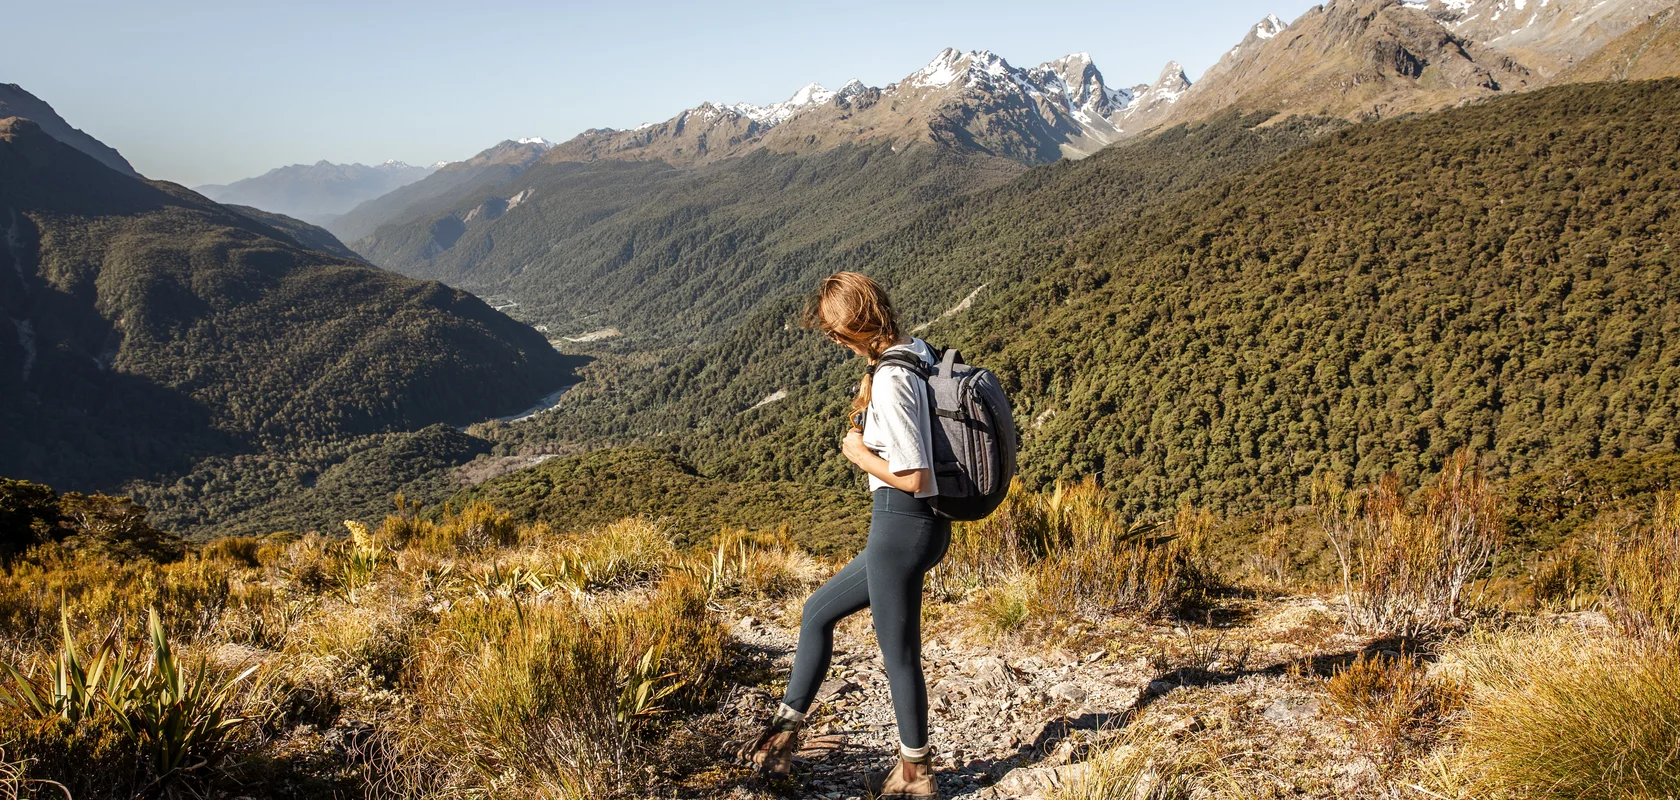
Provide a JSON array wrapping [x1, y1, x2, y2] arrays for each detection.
[[774, 703, 806, 723], [900, 742, 932, 760]]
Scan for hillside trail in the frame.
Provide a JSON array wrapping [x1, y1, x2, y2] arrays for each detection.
[[692, 596, 1366, 800]]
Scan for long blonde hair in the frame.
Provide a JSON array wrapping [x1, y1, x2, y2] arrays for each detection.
[[803, 271, 902, 423]]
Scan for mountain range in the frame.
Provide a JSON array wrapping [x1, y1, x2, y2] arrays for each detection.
[[6, 0, 1680, 537], [195, 159, 441, 224]]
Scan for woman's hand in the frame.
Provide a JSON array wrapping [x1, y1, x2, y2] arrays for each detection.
[[841, 429, 869, 466]]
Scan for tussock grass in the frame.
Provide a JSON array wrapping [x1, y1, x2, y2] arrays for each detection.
[[1598, 492, 1680, 645], [1050, 720, 1222, 800], [401, 573, 724, 798], [1450, 627, 1680, 800], [691, 528, 824, 602], [935, 480, 1216, 638]]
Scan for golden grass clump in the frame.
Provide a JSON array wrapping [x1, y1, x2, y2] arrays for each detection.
[[1315, 451, 1502, 636], [545, 517, 677, 592], [1050, 721, 1208, 800], [399, 573, 725, 798], [394, 500, 520, 556], [1598, 492, 1680, 645], [1449, 626, 1680, 800], [690, 528, 823, 603], [936, 479, 1215, 637]]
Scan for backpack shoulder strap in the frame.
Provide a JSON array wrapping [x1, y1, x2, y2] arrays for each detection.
[[871, 350, 931, 379]]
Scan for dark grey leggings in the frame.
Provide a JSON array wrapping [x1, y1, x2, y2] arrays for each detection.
[[781, 488, 952, 748]]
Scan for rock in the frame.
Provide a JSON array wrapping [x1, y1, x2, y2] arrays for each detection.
[[973, 656, 1015, 688], [730, 616, 760, 637], [1047, 682, 1088, 705], [817, 678, 860, 701], [1084, 650, 1107, 664], [1133, 761, 1161, 800], [1147, 679, 1176, 696], [1164, 715, 1204, 739], [991, 762, 1090, 798], [1262, 695, 1321, 723], [322, 719, 378, 762], [933, 676, 971, 697]]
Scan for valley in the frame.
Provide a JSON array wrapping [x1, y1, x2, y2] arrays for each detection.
[[4, 1, 1680, 797]]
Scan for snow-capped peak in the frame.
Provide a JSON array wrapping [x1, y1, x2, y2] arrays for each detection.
[[429, 161, 448, 169], [911, 47, 968, 88], [1255, 12, 1286, 39], [516, 137, 552, 147], [723, 81, 840, 126]]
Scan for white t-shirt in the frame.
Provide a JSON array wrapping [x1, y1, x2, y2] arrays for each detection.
[[862, 337, 938, 498]]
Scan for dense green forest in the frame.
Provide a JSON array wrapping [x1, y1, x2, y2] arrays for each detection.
[[478, 79, 1680, 521], [0, 117, 583, 522], [355, 142, 1028, 345], [444, 447, 870, 554]]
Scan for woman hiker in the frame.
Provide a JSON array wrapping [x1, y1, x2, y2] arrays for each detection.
[[736, 271, 950, 800]]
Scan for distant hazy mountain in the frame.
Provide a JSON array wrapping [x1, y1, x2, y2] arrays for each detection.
[[0, 113, 579, 494], [195, 159, 439, 223], [0, 83, 139, 177], [324, 138, 554, 243]]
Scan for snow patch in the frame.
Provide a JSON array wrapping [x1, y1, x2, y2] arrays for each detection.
[[725, 81, 838, 125], [516, 137, 552, 147], [1255, 12, 1286, 38], [911, 47, 966, 88]]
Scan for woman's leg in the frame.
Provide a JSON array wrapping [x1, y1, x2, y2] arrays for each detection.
[[780, 550, 872, 714], [866, 490, 953, 752]]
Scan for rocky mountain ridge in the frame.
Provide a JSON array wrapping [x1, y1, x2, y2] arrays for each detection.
[[0, 83, 139, 177], [542, 47, 1183, 167]]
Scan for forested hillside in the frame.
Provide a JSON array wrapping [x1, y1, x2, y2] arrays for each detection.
[[0, 117, 584, 508], [355, 142, 1026, 344], [487, 79, 1680, 519]]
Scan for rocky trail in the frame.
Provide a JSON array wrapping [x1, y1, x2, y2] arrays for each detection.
[[682, 596, 1387, 800]]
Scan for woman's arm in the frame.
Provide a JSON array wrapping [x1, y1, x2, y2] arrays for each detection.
[[842, 429, 930, 493]]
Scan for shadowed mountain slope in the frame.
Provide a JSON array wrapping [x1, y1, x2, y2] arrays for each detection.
[[0, 115, 580, 494]]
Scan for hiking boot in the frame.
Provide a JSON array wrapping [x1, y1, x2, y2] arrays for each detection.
[[736, 716, 803, 777], [864, 752, 939, 799]]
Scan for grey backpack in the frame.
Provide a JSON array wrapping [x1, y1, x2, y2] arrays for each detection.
[[875, 346, 1018, 521]]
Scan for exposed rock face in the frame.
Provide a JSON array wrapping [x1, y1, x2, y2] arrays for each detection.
[[1124, 0, 1670, 138], [1407, 0, 1676, 76], [1549, 3, 1680, 82]]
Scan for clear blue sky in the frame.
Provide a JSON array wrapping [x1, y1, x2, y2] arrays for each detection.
[[3, 0, 1317, 187]]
